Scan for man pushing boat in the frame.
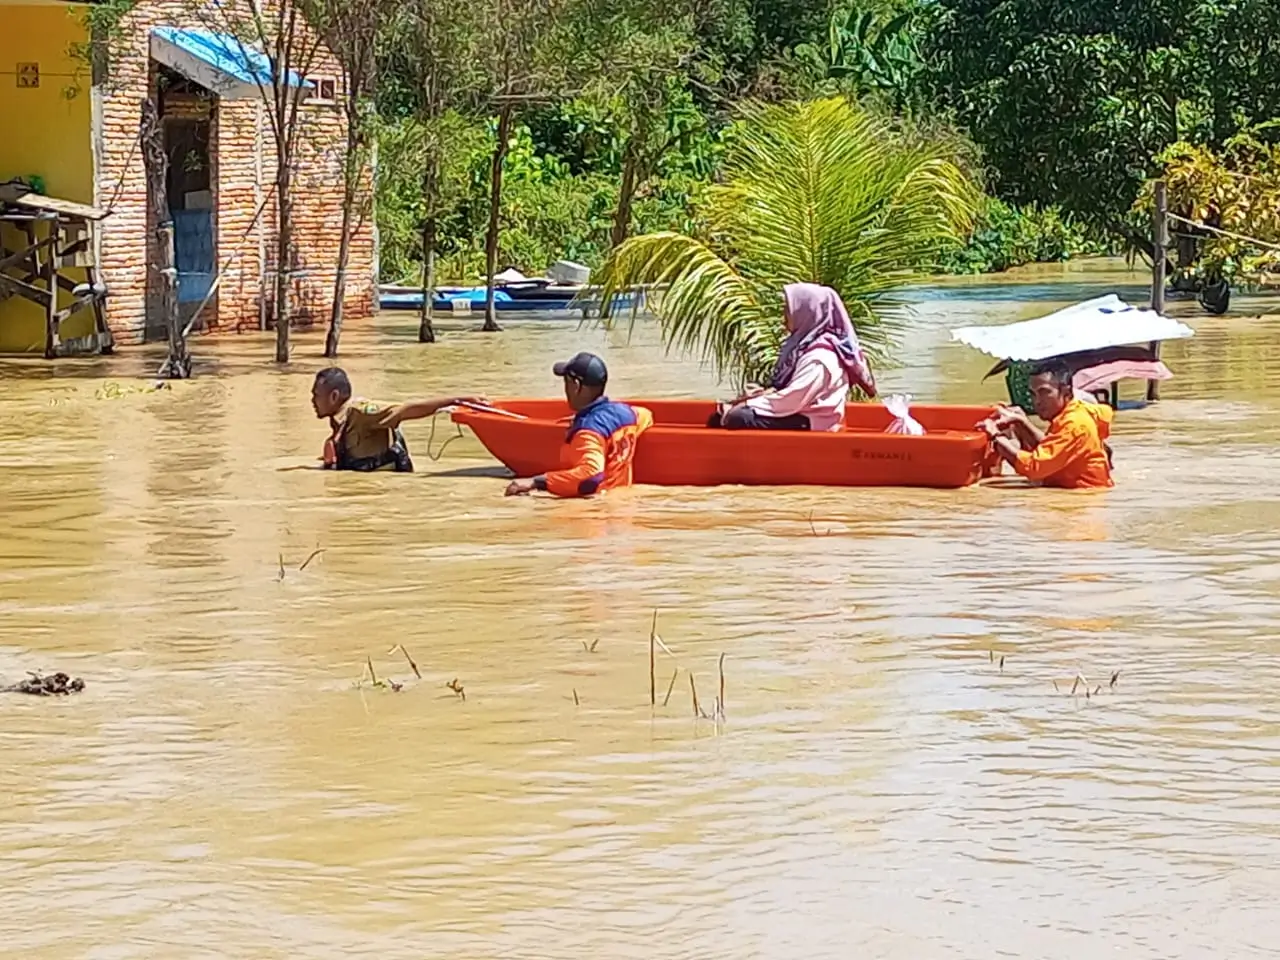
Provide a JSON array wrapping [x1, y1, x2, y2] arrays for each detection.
[[311, 367, 484, 472], [979, 359, 1113, 489], [504, 352, 652, 498]]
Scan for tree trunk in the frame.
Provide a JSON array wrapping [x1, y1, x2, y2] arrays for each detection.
[[1212, 89, 1232, 150], [482, 102, 514, 333], [141, 97, 190, 379], [325, 172, 356, 358], [418, 217, 437, 343], [601, 133, 648, 322], [609, 141, 640, 250], [274, 165, 293, 364]]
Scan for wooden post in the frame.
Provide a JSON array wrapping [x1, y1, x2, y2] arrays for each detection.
[[88, 262, 114, 354], [42, 216, 58, 360], [158, 220, 184, 372], [1148, 180, 1168, 402]]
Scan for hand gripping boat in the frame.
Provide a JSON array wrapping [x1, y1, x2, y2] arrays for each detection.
[[452, 400, 1001, 489]]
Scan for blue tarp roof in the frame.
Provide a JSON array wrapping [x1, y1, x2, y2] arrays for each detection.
[[151, 27, 312, 89]]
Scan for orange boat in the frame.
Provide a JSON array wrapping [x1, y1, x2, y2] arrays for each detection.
[[452, 399, 1001, 489]]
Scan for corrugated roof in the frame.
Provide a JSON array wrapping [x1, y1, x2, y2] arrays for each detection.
[[949, 294, 1195, 361]]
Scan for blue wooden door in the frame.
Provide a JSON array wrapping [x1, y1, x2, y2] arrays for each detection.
[[172, 209, 215, 304]]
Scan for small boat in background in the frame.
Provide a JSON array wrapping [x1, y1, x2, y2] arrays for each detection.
[[452, 399, 1001, 489], [379, 282, 572, 313], [378, 280, 639, 314], [378, 264, 640, 315]]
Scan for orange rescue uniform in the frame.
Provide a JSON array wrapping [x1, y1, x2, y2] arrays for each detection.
[[533, 397, 653, 497], [1077, 396, 1114, 441], [1014, 398, 1113, 489]]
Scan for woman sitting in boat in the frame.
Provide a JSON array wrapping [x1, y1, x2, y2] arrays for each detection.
[[709, 282, 877, 431]]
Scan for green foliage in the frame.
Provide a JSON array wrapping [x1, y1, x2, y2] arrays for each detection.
[[923, 1, 1175, 231], [707, 0, 835, 98], [375, 112, 712, 284], [936, 199, 1108, 274], [70, 0, 138, 89], [794, 4, 925, 111], [921, 0, 1280, 236], [1136, 132, 1280, 285], [594, 97, 979, 385], [375, 113, 483, 283], [531, 89, 717, 180]]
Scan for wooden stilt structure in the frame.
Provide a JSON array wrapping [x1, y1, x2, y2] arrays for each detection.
[[0, 184, 113, 358]]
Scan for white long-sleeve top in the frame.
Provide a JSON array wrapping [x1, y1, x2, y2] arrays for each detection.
[[745, 346, 849, 432]]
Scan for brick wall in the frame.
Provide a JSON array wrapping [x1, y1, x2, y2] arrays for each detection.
[[95, 0, 375, 344], [161, 91, 212, 120]]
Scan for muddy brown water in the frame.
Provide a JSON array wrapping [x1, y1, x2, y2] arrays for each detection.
[[3, 260, 1280, 958]]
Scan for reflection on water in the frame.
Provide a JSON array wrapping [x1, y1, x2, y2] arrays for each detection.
[[3, 259, 1280, 959]]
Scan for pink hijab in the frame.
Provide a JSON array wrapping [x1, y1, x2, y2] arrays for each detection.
[[771, 283, 876, 397]]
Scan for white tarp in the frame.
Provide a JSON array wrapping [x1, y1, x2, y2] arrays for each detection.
[[548, 260, 591, 285], [949, 294, 1195, 361]]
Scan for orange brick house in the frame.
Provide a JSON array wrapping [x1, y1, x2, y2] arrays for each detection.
[[0, 0, 375, 351]]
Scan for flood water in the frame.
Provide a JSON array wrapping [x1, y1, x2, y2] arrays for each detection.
[[3, 260, 1280, 958]]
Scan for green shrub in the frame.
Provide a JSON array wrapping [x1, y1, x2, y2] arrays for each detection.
[[935, 198, 1109, 274], [376, 115, 716, 285]]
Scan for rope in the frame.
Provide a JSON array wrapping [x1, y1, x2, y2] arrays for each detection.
[[423, 411, 466, 462], [1166, 212, 1280, 254], [180, 182, 277, 338]]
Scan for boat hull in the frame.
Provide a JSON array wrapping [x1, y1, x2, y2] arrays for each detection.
[[380, 293, 575, 313], [452, 400, 1000, 489], [378, 285, 637, 314]]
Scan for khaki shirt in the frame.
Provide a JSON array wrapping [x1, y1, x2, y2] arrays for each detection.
[[333, 398, 396, 461]]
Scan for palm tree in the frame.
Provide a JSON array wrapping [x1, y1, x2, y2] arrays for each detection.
[[594, 97, 979, 387]]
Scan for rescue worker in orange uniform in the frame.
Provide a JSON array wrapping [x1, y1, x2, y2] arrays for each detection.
[[979, 358, 1113, 489], [504, 352, 653, 498], [1076, 388, 1116, 469]]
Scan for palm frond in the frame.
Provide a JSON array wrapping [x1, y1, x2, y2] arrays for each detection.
[[595, 232, 777, 384], [595, 96, 980, 383]]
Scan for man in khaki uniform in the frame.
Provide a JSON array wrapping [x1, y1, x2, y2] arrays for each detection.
[[310, 368, 482, 472]]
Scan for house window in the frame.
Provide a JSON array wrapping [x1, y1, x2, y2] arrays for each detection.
[[305, 75, 337, 105]]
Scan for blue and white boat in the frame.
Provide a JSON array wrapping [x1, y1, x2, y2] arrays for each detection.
[[378, 278, 638, 314]]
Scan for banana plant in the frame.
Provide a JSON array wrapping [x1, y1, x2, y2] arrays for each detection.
[[796, 4, 924, 109]]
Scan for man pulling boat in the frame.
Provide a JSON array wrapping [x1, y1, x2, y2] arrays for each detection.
[[311, 367, 485, 472], [504, 352, 653, 498], [978, 359, 1113, 489]]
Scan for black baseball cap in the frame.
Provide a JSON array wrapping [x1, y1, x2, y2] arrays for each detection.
[[552, 352, 608, 387]]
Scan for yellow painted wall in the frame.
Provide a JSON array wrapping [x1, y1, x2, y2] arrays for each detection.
[[0, 3, 95, 352]]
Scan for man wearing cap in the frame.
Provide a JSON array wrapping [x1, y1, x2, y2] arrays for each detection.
[[505, 352, 653, 498]]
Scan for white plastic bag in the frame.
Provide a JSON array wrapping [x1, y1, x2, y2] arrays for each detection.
[[883, 394, 925, 436]]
